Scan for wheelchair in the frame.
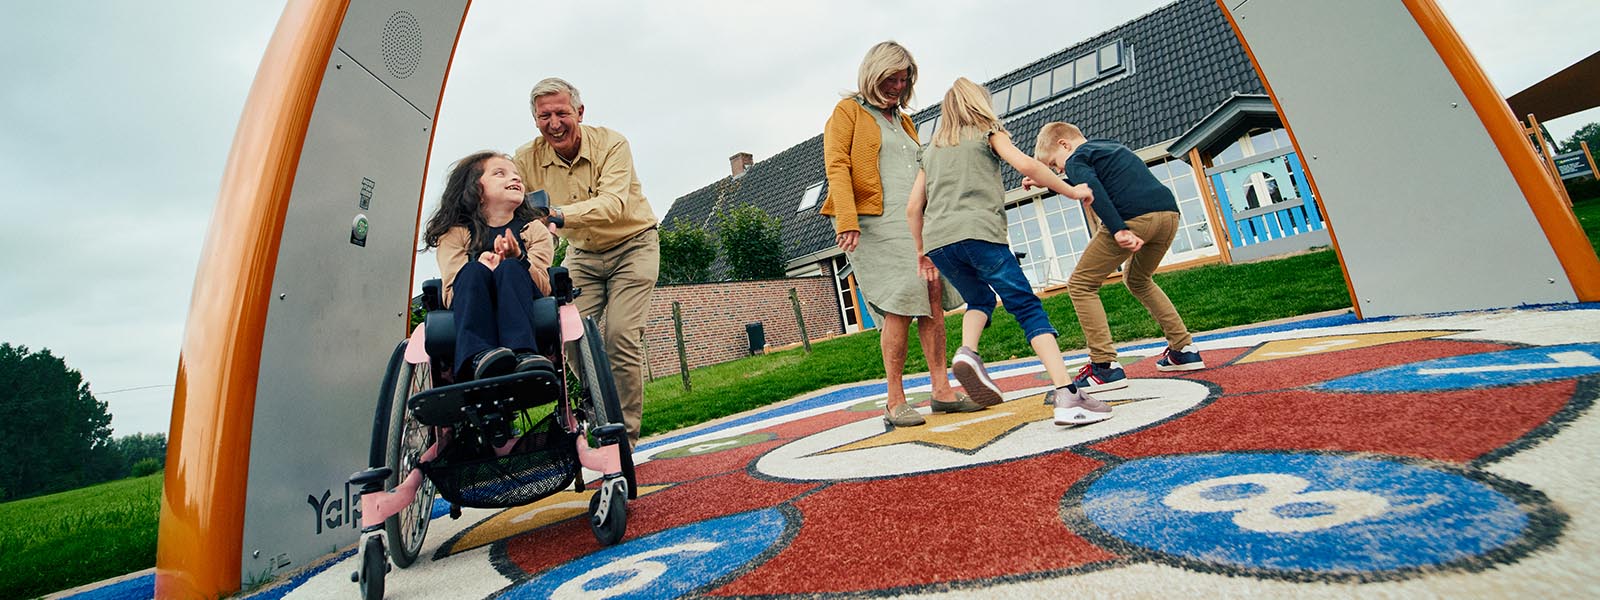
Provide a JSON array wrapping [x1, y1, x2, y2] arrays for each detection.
[[347, 266, 637, 600]]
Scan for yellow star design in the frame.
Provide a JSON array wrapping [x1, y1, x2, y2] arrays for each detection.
[[820, 391, 1152, 455]]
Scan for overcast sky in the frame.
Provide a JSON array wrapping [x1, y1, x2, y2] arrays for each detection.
[[2, 0, 1596, 436]]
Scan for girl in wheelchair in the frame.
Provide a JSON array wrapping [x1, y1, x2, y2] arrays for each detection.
[[420, 150, 556, 381]]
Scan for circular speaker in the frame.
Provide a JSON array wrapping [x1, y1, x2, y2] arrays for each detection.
[[381, 11, 423, 80]]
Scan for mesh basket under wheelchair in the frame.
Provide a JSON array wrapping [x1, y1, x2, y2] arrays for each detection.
[[420, 412, 577, 509]]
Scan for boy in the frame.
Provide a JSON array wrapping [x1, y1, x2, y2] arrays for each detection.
[[1025, 122, 1205, 403]]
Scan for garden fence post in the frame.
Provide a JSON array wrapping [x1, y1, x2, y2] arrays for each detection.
[[790, 288, 811, 353], [672, 301, 691, 392]]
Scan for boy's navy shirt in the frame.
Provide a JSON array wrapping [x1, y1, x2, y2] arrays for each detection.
[[1062, 139, 1179, 232]]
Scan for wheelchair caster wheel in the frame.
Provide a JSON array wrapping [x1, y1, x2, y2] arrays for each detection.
[[358, 535, 386, 600], [588, 478, 628, 546]]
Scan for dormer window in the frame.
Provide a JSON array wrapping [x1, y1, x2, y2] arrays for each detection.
[[797, 181, 825, 212]]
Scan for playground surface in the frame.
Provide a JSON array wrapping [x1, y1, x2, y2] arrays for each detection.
[[70, 304, 1600, 599]]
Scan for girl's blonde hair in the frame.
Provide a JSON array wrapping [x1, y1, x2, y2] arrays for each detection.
[[853, 41, 917, 109], [933, 77, 1008, 147]]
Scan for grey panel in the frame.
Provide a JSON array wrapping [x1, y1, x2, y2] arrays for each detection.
[[335, 0, 468, 119], [1230, 230, 1330, 263], [1224, 1, 1574, 316], [237, 1, 464, 579]]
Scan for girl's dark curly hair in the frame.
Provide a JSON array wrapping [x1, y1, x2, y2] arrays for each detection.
[[420, 151, 538, 254]]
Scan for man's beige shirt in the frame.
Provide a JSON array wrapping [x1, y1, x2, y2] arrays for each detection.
[[513, 124, 657, 253]]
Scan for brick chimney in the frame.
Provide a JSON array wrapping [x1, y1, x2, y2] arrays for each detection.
[[729, 152, 754, 177]]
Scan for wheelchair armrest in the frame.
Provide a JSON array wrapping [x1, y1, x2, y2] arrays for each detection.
[[531, 296, 560, 356], [548, 266, 574, 303], [424, 309, 456, 368], [421, 279, 445, 311]]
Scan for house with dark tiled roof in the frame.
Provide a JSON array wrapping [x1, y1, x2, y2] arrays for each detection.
[[663, 0, 1330, 333]]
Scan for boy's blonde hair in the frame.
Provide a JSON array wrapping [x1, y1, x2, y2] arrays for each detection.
[[933, 77, 1008, 147], [853, 41, 918, 109], [1033, 122, 1086, 159]]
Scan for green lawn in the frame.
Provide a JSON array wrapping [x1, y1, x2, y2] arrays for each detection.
[[1574, 195, 1600, 257], [0, 473, 161, 599]]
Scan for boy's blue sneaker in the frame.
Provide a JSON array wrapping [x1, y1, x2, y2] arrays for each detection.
[[1073, 361, 1128, 393], [1155, 345, 1206, 372]]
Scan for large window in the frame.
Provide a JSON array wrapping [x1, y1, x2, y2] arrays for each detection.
[[1148, 158, 1215, 258], [990, 87, 1009, 116], [991, 41, 1125, 118], [1007, 81, 1030, 112], [1005, 193, 1094, 290], [1050, 63, 1074, 95]]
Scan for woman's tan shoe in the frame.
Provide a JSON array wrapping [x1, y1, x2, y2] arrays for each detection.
[[883, 402, 926, 427], [930, 392, 986, 413]]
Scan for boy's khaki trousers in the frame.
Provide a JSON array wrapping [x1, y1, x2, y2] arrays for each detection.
[[1067, 211, 1193, 363]]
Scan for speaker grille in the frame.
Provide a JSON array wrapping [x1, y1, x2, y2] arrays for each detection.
[[381, 11, 423, 79]]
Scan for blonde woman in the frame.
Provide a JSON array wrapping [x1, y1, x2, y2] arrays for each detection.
[[821, 41, 976, 427], [905, 77, 1110, 426]]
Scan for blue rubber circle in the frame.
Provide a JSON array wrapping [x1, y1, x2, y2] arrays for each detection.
[[501, 508, 788, 599], [1078, 453, 1530, 574]]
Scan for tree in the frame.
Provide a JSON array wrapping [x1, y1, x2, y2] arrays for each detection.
[[0, 343, 118, 500], [658, 218, 718, 284], [716, 205, 786, 280], [111, 432, 167, 478], [1559, 122, 1600, 154]]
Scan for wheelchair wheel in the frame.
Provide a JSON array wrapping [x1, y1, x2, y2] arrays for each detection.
[[574, 318, 623, 428], [573, 318, 637, 497], [358, 535, 385, 600], [379, 342, 436, 568]]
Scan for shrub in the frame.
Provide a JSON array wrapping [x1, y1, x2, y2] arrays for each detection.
[[130, 458, 163, 478]]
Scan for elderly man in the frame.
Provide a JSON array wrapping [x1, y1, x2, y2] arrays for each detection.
[[513, 77, 658, 447]]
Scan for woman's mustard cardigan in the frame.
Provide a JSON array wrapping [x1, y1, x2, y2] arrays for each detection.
[[819, 97, 920, 234]]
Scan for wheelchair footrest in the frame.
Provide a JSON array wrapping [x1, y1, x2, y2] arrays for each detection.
[[408, 366, 562, 427]]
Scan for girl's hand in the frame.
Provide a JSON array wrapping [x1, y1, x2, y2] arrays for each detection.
[[478, 251, 502, 269], [918, 255, 939, 282], [1072, 183, 1094, 206], [498, 229, 522, 259], [836, 230, 860, 253]]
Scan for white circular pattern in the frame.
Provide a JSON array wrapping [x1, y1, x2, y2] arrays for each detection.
[[755, 379, 1210, 481]]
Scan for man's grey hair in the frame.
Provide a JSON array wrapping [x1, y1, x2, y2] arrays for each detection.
[[529, 77, 583, 114]]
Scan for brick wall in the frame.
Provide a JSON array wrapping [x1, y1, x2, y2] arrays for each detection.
[[644, 273, 845, 378]]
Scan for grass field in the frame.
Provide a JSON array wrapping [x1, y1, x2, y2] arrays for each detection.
[[0, 473, 160, 599], [5, 196, 1596, 598]]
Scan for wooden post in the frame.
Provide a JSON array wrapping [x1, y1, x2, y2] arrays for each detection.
[[1527, 113, 1575, 206], [643, 330, 654, 382], [1583, 141, 1599, 184], [790, 288, 811, 353], [672, 301, 690, 392]]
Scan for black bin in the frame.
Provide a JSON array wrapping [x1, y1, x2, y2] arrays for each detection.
[[745, 322, 766, 355]]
